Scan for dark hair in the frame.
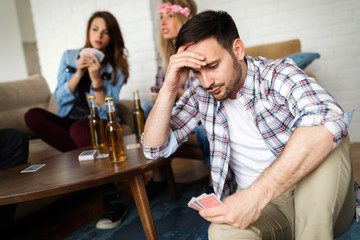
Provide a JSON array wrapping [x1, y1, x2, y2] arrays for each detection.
[[84, 11, 129, 84], [175, 10, 239, 54]]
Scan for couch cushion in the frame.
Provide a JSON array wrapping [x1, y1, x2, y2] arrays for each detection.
[[245, 39, 301, 59], [286, 52, 320, 70], [0, 74, 56, 135]]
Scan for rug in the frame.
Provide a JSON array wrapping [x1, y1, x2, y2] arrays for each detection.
[[65, 183, 360, 240]]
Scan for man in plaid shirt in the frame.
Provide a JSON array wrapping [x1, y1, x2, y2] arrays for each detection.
[[142, 10, 355, 239]]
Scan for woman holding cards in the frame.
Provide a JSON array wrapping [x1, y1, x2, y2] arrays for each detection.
[[25, 11, 129, 152]]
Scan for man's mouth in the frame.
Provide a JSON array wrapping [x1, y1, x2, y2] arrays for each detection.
[[206, 84, 224, 95]]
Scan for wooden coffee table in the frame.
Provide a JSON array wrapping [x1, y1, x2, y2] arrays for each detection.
[[0, 134, 177, 240]]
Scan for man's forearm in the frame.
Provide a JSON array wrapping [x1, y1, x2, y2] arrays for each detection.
[[143, 87, 177, 147], [249, 125, 334, 210]]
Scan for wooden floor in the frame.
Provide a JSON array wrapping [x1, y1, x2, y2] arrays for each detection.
[[8, 143, 360, 239]]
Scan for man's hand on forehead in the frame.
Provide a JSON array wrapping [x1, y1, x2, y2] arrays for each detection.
[[174, 44, 206, 71]]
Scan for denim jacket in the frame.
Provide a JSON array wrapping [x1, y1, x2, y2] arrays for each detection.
[[54, 49, 124, 120]]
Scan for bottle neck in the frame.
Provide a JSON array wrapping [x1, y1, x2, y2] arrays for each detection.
[[106, 100, 117, 122], [133, 91, 141, 109], [89, 98, 98, 117]]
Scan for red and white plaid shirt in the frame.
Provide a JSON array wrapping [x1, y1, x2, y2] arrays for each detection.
[[143, 55, 353, 200]]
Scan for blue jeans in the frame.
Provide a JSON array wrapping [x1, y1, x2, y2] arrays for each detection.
[[195, 125, 210, 166], [141, 100, 154, 120]]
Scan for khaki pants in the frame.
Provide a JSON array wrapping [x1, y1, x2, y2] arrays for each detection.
[[209, 136, 355, 240]]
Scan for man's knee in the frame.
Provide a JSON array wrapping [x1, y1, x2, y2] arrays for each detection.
[[208, 223, 262, 240]]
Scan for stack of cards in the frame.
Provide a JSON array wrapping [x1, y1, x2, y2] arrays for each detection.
[[79, 48, 105, 62], [187, 193, 222, 211]]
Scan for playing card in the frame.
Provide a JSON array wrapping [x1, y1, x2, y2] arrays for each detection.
[[78, 150, 97, 161], [126, 143, 141, 150], [188, 193, 222, 211], [197, 193, 222, 209], [188, 201, 203, 211], [80, 48, 105, 62], [21, 164, 46, 173]]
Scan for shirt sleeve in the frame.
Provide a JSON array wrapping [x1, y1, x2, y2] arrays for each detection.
[[54, 50, 76, 106], [278, 59, 351, 148], [142, 86, 201, 159]]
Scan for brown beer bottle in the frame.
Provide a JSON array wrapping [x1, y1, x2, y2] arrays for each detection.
[[89, 96, 107, 155], [132, 89, 145, 140], [105, 97, 126, 163]]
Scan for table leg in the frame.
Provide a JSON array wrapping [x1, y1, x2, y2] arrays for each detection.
[[129, 174, 158, 240], [164, 161, 178, 201]]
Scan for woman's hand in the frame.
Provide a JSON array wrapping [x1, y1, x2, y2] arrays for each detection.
[[76, 55, 92, 76], [88, 54, 102, 87]]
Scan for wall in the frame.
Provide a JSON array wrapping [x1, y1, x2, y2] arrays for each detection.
[[0, 0, 28, 82], [30, 0, 360, 141], [15, 0, 36, 42]]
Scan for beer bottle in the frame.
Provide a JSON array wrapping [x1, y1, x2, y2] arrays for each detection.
[[132, 89, 145, 140], [105, 97, 126, 163], [89, 96, 107, 155]]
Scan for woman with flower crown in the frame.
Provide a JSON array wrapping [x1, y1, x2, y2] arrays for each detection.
[[144, 0, 211, 200]]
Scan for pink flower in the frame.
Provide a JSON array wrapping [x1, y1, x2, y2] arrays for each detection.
[[157, 3, 190, 18]]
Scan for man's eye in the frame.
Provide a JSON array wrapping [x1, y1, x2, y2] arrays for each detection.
[[193, 70, 200, 74], [209, 64, 217, 69]]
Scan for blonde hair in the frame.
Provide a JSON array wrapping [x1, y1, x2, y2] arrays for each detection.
[[158, 0, 197, 72]]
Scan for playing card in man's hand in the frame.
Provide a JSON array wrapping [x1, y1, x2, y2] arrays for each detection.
[[188, 193, 222, 211]]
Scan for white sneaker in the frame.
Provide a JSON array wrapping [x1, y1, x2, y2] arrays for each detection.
[[96, 202, 128, 230]]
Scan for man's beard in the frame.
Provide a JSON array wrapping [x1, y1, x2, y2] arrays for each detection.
[[210, 56, 242, 101]]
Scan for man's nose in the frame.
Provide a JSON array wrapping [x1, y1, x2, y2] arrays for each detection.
[[201, 72, 214, 89]]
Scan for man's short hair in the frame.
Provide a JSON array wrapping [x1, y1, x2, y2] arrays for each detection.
[[175, 10, 240, 54]]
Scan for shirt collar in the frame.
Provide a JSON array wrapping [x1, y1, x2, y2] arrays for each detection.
[[235, 55, 256, 103]]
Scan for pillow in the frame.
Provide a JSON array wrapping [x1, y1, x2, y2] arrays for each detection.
[[286, 52, 320, 70]]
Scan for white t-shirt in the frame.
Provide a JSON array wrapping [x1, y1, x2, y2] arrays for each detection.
[[223, 99, 276, 189]]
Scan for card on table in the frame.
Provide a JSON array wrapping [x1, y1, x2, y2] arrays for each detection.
[[21, 164, 46, 173], [187, 193, 222, 211], [78, 150, 98, 161], [126, 143, 141, 150]]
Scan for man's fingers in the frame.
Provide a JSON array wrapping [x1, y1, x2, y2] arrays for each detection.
[[169, 53, 205, 70]]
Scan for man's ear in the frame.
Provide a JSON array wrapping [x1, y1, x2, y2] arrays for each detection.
[[232, 38, 245, 60]]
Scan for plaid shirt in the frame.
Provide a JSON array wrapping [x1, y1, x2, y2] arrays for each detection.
[[143, 55, 352, 200]]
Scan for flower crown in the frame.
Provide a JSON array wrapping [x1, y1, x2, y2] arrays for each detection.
[[157, 3, 191, 18]]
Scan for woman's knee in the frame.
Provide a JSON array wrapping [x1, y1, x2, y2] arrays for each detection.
[[24, 108, 47, 129], [69, 119, 91, 148]]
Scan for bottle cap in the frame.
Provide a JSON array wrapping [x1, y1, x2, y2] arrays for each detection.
[[89, 96, 95, 99], [105, 97, 113, 101], [133, 89, 139, 93]]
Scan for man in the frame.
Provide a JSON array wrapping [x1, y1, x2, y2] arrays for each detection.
[[142, 10, 355, 239]]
